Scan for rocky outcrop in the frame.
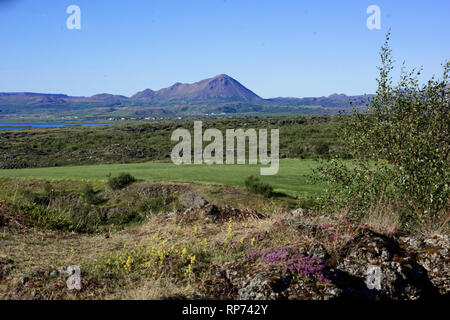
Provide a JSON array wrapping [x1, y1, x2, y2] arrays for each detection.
[[399, 234, 449, 296], [180, 194, 209, 209], [218, 209, 449, 300], [328, 229, 442, 300], [168, 204, 265, 223]]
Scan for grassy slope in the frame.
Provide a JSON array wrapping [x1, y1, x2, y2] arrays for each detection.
[[0, 159, 324, 197]]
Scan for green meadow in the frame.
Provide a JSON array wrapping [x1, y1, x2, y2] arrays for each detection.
[[0, 159, 325, 197]]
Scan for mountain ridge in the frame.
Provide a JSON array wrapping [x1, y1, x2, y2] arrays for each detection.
[[0, 74, 372, 118]]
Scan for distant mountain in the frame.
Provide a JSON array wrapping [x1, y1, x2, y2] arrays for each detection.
[[132, 74, 262, 103], [0, 74, 371, 119], [130, 89, 155, 101]]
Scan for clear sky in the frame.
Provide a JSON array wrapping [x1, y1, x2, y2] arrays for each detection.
[[0, 0, 449, 98]]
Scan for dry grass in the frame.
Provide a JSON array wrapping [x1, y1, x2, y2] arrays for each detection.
[[0, 202, 295, 299], [117, 278, 199, 300], [361, 200, 402, 236], [419, 210, 450, 238]]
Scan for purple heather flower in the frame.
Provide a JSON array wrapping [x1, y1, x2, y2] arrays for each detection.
[[250, 247, 329, 282]]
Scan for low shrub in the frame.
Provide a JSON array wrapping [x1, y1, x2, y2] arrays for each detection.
[[297, 196, 321, 211], [107, 173, 136, 190], [244, 176, 274, 198]]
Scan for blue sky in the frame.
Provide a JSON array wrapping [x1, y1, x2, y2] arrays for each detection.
[[0, 0, 449, 98]]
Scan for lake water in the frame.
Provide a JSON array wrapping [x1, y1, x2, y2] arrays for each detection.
[[0, 121, 121, 131]]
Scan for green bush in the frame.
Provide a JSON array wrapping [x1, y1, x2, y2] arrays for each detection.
[[245, 176, 274, 198], [81, 184, 103, 205], [107, 173, 136, 190], [22, 202, 100, 233], [315, 33, 449, 228]]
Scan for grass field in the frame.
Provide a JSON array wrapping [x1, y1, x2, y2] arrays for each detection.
[[0, 159, 325, 197]]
